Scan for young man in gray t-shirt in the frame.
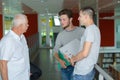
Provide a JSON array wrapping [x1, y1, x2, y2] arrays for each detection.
[[70, 7, 101, 80], [53, 9, 84, 80]]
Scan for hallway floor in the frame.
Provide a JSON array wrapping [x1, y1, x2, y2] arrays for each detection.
[[31, 48, 61, 80]]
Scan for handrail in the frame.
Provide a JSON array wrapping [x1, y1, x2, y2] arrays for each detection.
[[94, 64, 114, 80]]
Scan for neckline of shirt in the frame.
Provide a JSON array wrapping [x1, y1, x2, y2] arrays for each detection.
[[10, 30, 23, 41], [65, 26, 78, 32]]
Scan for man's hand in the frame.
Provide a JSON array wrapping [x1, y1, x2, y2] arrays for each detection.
[[30, 73, 32, 76], [59, 59, 67, 68], [70, 56, 76, 66], [64, 54, 70, 61], [64, 54, 75, 66]]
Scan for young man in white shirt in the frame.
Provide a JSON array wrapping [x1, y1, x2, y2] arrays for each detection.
[[0, 14, 30, 80]]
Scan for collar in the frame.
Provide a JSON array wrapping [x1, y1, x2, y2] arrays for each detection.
[[10, 30, 23, 41]]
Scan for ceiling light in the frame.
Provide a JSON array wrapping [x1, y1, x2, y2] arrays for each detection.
[[2, 2, 5, 6], [118, 1, 120, 3], [40, 0, 47, 3]]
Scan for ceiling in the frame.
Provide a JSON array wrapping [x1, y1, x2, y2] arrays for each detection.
[[21, 0, 80, 14], [0, 0, 120, 15]]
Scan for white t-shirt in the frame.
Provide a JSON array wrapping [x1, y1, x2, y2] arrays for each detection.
[[0, 30, 30, 80], [74, 24, 101, 75]]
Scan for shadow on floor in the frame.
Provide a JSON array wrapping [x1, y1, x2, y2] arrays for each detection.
[[31, 48, 61, 80]]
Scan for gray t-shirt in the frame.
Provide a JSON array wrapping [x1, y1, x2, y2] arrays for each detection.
[[74, 24, 101, 75], [53, 27, 85, 53]]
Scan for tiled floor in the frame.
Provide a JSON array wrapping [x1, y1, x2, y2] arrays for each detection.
[[30, 48, 113, 80], [31, 48, 61, 80]]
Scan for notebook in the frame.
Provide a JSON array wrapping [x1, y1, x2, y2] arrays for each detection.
[[59, 39, 80, 58]]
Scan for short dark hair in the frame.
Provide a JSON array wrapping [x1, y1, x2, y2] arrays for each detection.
[[80, 7, 95, 19], [58, 9, 73, 18]]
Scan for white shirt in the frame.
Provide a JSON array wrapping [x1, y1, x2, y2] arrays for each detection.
[[0, 30, 30, 80], [74, 24, 101, 75]]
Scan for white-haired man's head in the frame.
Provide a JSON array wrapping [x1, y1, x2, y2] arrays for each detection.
[[11, 14, 29, 35], [12, 14, 27, 27]]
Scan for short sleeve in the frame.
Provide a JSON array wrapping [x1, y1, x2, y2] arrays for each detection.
[[53, 33, 62, 53], [85, 28, 94, 43], [0, 38, 15, 61]]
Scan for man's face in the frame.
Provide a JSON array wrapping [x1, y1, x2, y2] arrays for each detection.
[[21, 18, 29, 33], [78, 11, 86, 26], [59, 14, 71, 29]]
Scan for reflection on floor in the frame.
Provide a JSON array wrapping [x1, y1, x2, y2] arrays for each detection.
[[31, 48, 61, 80]]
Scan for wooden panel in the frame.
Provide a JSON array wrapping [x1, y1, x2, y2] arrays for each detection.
[[109, 65, 120, 80], [63, 0, 79, 13], [22, 3, 37, 14], [72, 13, 79, 26]]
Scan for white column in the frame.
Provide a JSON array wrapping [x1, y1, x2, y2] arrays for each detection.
[[46, 15, 50, 47]]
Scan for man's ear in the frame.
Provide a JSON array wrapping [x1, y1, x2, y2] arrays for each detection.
[[70, 18, 73, 22], [85, 15, 89, 19]]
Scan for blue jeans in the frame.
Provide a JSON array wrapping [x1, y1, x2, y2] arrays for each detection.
[[61, 65, 74, 80], [73, 69, 95, 80]]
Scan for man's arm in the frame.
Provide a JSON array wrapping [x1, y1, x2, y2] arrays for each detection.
[[0, 60, 8, 80], [71, 42, 92, 64], [54, 52, 66, 68]]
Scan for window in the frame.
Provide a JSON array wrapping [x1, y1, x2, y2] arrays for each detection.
[[53, 16, 60, 26]]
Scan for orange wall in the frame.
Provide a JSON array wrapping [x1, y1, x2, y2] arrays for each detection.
[[99, 13, 114, 47], [0, 14, 3, 39], [24, 14, 38, 37]]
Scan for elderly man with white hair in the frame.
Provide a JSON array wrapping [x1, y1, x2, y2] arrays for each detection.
[[0, 14, 30, 80]]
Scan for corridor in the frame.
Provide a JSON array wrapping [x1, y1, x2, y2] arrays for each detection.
[[31, 48, 61, 80]]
